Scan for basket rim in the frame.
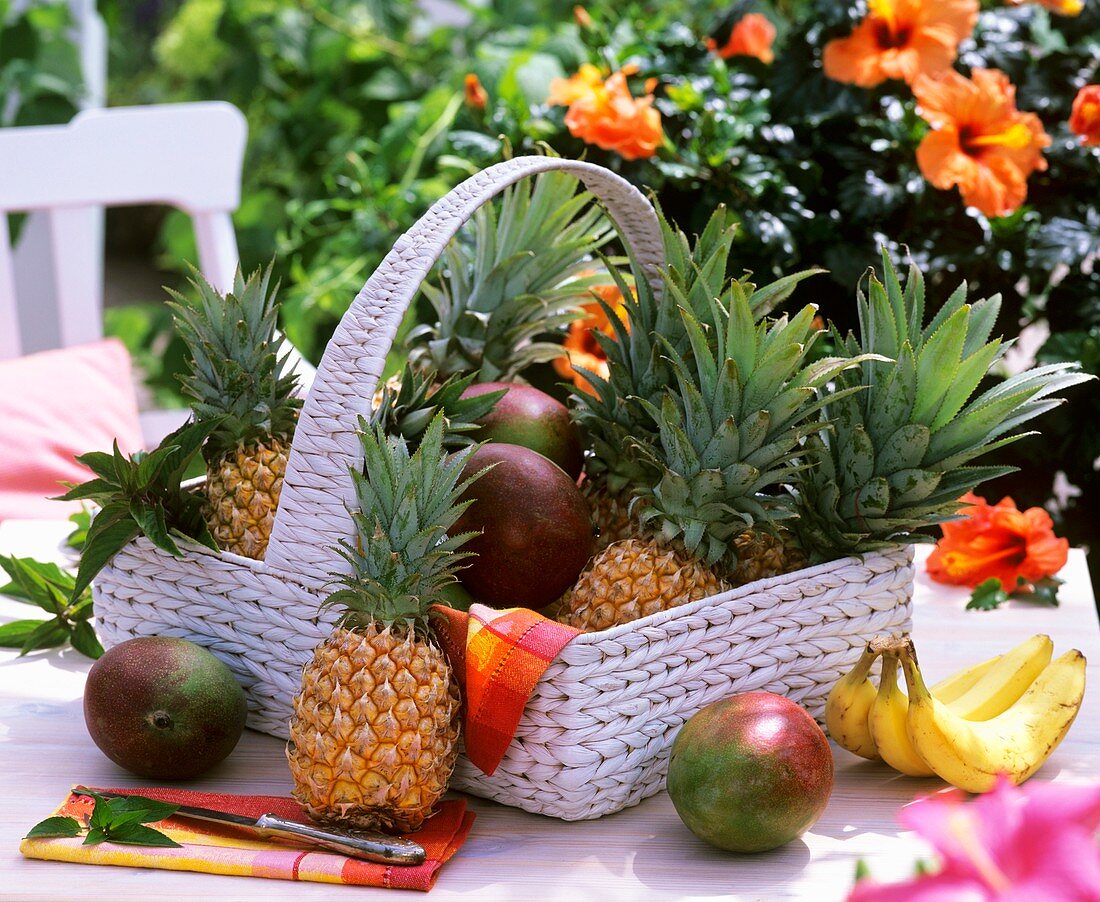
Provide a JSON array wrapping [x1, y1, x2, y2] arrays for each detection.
[[565, 542, 915, 645], [102, 534, 915, 645]]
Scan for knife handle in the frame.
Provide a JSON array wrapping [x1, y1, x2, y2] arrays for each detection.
[[254, 814, 426, 866]]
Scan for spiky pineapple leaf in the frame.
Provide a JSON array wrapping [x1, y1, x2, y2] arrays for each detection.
[[168, 262, 301, 461], [371, 363, 504, 450], [796, 252, 1094, 560], [327, 413, 484, 634], [407, 165, 614, 382]]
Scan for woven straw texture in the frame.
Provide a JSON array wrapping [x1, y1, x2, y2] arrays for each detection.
[[93, 156, 914, 820]]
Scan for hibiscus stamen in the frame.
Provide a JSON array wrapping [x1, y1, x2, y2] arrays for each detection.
[[868, 0, 900, 34], [966, 122, 1034, 151], [947, 811, 1012, 892]]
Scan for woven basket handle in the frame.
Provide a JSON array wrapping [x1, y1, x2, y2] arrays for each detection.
[[265, 156, 664, 584]]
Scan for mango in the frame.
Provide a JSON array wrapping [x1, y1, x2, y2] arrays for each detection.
[[667, 692, 833, 853], [84, 636, 247, 779], [461, 382, 584, 479], [455, 443, 593, 608]]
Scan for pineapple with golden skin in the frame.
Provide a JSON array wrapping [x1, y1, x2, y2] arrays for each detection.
[[170, 265, 300, 560], [730, 530, 808, 585], [287, 415, 479, 832], [564, 286, 863, 631], [571, 205, 821, 568]]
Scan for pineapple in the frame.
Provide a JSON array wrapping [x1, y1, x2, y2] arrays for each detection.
[[795, 252, 1091, 560], [287, 414, 478, 833], [730, 529, 807, 585], [406, 167, 614, 383], [571, 204, 821, 575], [563, 287, 862, 631], [170, 265, 301, 560]]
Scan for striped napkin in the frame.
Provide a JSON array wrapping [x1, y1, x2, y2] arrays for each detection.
[[432, 603, 581, 775], [20, 787, 474, 891]]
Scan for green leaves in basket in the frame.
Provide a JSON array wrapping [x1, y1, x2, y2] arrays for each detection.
[[966, 576, 1062, 612], [26, 791, 181, 848], [0, 556, 102, 659], [66, 506, 92, 550], [54, 418, 222, 602]]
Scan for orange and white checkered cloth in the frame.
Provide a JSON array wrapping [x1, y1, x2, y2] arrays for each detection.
[[20, 786, 474, 891], [432, 603, 581, 775]]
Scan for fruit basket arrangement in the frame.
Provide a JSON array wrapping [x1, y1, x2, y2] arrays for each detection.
[[86, 155, 1086, 822]]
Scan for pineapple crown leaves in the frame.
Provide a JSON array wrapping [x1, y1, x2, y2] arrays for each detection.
[[406, 167, 615, 382], [55, 419, 221, 602], [796, 250, 1094, 559], [371, 363, 504, 451], [570, 202, 823, 492], [326, 413, 484, 635], [628, 288, 872, 567], [167, 262, 302, 462]]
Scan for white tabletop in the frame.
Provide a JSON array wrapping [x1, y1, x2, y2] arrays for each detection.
[[1, 519, 1097, 901]]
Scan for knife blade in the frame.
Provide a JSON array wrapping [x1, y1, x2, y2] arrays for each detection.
[[71, 788, 426, 866]]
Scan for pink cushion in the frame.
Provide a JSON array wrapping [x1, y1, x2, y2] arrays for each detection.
[[0, 339, 143, 520]]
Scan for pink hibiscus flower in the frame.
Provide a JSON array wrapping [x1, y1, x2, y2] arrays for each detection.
[[849, 777, 1100, 899]]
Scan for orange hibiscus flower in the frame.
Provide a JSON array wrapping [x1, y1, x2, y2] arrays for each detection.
[[548, 65, 664, 160], [548, 63, 605, 106], [914, 68, 1050, 218], [463, 73, 488, 110], [822, 0, 978, 87], [1070, 84, 1100, 146], [706, 13, 777, 64], [1007, 0, 1083, 15], [554, 284, 629, 395], [926, 492, 1069, 591]]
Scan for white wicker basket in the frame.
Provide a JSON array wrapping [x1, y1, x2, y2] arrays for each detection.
[[93, 156, 914, 820]]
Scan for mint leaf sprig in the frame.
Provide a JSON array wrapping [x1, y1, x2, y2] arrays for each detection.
[[0, 556, 102, 658], [54, 418, 222, 603], [25, 790, 181, 848], [966, 576, 1063, 611], [66, 507, 92, 551]]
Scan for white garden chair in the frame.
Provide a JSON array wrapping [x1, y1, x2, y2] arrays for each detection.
[[0, 102, 313, 443]]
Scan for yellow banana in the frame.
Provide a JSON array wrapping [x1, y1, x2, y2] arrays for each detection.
[[901, 644, 1087, 793], [931, 652, 1002, 703], [824, 644, 881, 759], [827, 634, 1053, 767], [864, 635, 1056, 776], [946, 634, 1053, 720], [868, 653, 935, 776]]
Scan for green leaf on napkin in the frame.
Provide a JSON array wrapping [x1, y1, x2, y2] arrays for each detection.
[[36, 791, 185, 849], [92, 824, 182, 848], [25, 816, 82, 839]]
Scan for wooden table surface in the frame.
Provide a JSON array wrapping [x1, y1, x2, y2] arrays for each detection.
[[1, 519, 1097, 901]]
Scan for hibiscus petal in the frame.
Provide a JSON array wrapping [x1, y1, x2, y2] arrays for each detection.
[[848, 872, 991, 901], [1020, 780, 1100, 833], [1007, 827, 1100, 900], [917, 129, 977, 190]]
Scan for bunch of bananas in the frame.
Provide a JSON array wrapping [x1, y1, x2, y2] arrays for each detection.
[[825, 634, 1087, 792]]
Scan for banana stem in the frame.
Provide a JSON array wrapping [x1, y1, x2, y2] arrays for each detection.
[[898, 642, 931, 705], [878, 652, 900, 694], [847, 642, 884, 681]]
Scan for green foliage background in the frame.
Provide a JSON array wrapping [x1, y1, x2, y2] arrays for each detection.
[[5, 0, 1099, 580]]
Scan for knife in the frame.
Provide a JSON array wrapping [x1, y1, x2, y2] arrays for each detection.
[[71, 788, 426, 866]]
